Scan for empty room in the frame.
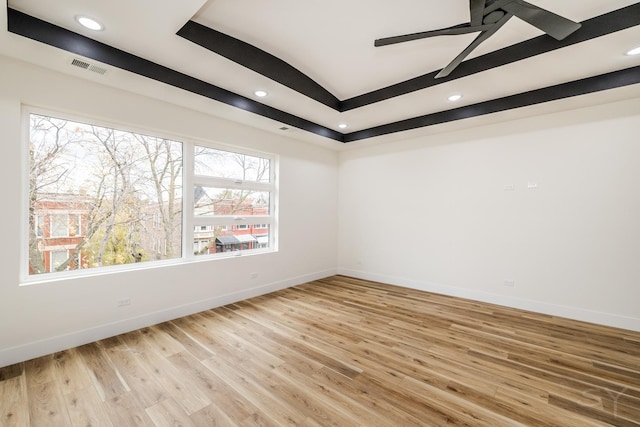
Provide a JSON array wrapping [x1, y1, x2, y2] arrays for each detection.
[[1, 0, 639, 426]]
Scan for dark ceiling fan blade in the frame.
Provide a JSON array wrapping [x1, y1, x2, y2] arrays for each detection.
[[483, 0, 516, 16], [501, 0, 581, 40], [470, 0, 486, 26], [435, 13, 513, 78], [375, 23, 493, 47]]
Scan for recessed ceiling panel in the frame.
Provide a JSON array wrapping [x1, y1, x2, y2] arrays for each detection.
[[3, 0, 640, 145], [192, 0, 637, 99]]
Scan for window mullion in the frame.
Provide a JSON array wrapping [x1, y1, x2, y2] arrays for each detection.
[[193, 175, 273, 192], [183, 141, 195, 261], [193, 216, 272, 226]]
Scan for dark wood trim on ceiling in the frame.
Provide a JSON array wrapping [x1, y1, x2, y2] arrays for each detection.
[[177, 4, 640, 112], [6, 6, 640, 143], [344, 66, 640, 142], [6, 8, 343, 142], [177, 21, 341, 111], [342, 3, 640, 111]]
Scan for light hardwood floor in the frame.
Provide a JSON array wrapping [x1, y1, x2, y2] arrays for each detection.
[[1, 275, 639, 426]]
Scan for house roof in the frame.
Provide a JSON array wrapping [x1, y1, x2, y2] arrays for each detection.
[[235, 234, 257, 244], [216, 234, 259, 245], [216, 236, 239, 245]]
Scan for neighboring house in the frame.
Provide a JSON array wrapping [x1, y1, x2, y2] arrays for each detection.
[[31, 188, 269, 274], [33, 193, 181, 272], [32, 193, 91, 273], [193, 187, 269, 254]]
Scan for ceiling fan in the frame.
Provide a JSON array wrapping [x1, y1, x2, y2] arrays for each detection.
[[375, 0, 582, 78]]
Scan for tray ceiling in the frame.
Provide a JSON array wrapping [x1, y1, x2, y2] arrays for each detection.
[[2, 0, 640, 145]]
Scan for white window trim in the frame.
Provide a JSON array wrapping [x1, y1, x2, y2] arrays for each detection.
[[21, 106, 279, 284], [35, 214, 44, 237], [75, 214, 83, 238], [189, 144, 277, 258]]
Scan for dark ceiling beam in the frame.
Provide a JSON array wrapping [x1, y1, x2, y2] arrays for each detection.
[[5, 6, 640, 143], [175, 4, 639, 112], [7, 8, 344, 142], [344, 66, 640, 142], [341, 2, 640, 111], [177, 21, 341, 110]]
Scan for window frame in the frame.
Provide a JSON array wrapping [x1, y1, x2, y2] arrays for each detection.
[[34, 214, 44, 238], [21, 107, 278, 284], [49, 213, 70, 238], [49, 250, 70, 273], [186, 143, 277, 259]]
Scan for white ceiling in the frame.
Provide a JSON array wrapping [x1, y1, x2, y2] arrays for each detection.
[[2, 0, 640, 147]]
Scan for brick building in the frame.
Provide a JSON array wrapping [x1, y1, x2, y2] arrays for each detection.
[[193, 188, 269, 254], [30, 189, 269, 274], [31, 194, 91, 273]]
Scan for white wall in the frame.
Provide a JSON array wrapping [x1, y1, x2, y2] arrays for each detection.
[[338, 98, 640, 331], [2, 53, 639, 369], [0, 55, 338, 367]]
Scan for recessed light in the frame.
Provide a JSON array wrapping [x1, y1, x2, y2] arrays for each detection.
[[448, 94, 463, 102], [626, 46, 640, 56], [75, 15, 103, 31], [254, 90, 268, 97], [338, 123, 348, 129]]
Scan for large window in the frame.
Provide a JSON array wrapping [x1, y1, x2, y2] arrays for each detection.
[[26, 111, 277, 280]]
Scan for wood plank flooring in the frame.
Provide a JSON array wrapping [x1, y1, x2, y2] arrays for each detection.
[[1, 275, 639, 426]]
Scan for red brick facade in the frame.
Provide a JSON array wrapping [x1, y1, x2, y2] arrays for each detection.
[[31, 195, 91, 273]]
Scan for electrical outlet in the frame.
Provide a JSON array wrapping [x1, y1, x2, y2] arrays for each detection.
[[527, 182, 538, 189], [503, 280, 515, 287], [117, 298, 131, 307], [250, 272, 258, 279]]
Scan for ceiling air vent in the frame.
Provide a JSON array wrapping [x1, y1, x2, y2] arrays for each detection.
[[70, 57, 108, 75], [88, 64, 107, 75], [70, 58, 90, 70]]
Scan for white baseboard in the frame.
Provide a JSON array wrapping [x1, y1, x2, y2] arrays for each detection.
[[0, 269, 336, 368], [337, 269, 640, 332]]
